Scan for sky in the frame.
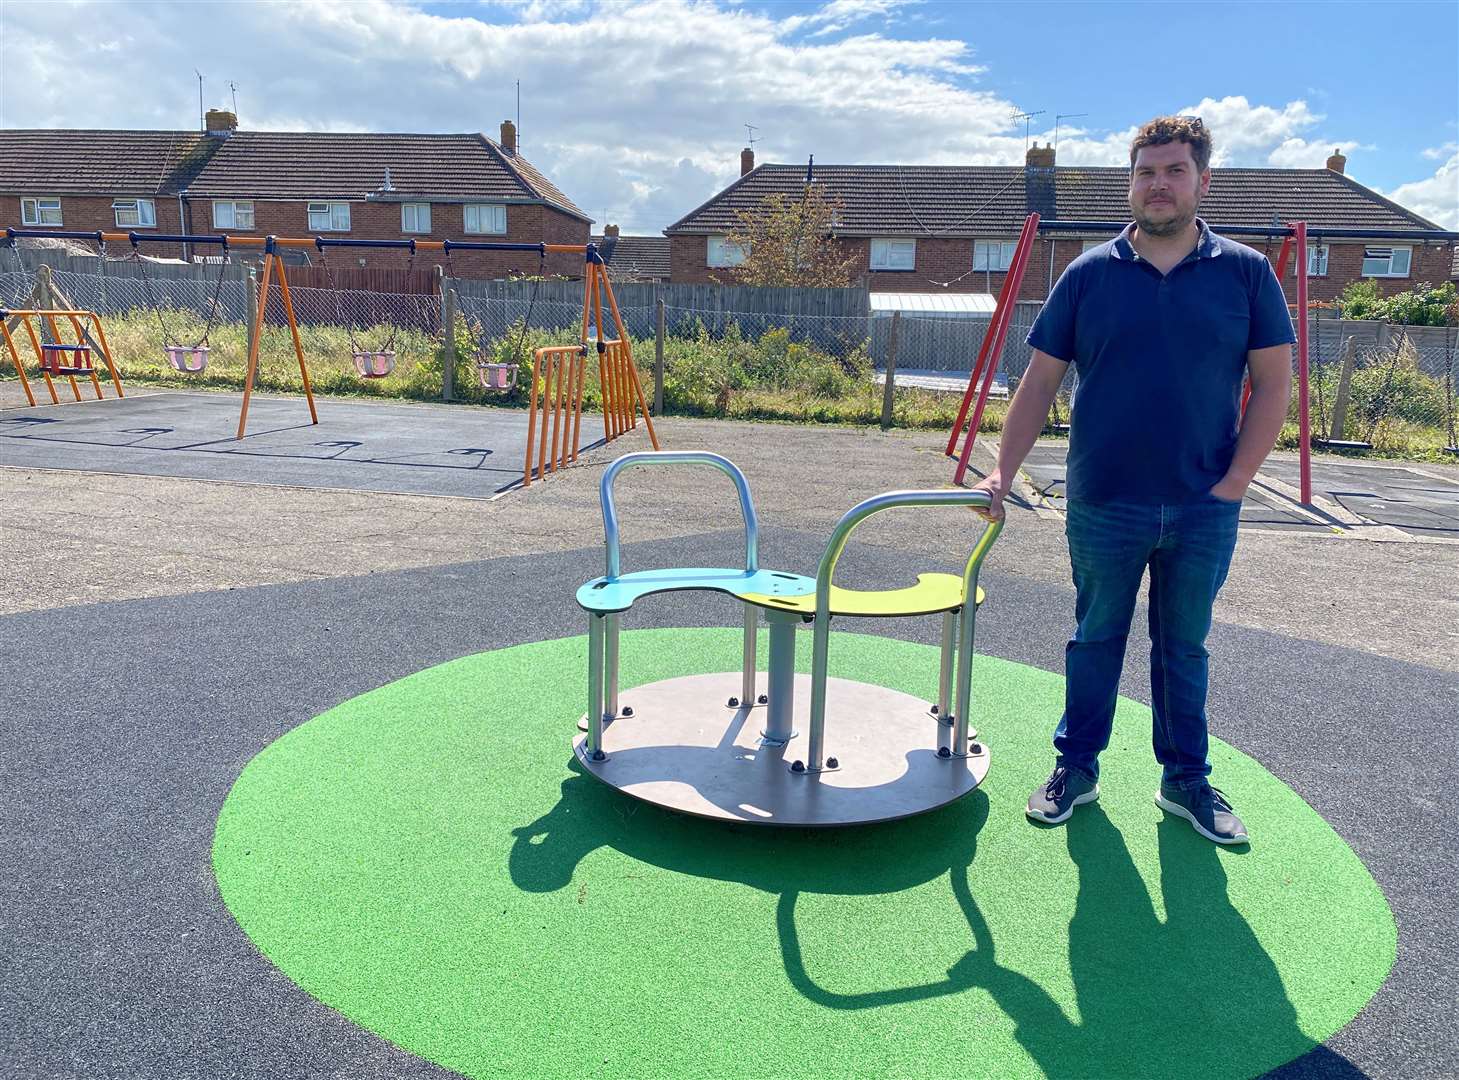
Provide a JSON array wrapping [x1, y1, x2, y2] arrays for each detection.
[[1, 0, 1455, 234]]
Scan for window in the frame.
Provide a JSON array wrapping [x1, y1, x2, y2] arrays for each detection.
[[463, 203, 506, 235], [20, 197, 62, 226], [212, 200, 255, 230], [973, 240, 1018, 272], [870, 238, 916, 271], [401, 202, 431, 233], [1360, 245, 1410, 278], [1298, 244, 1329, 277], [111, 198, 156, 228], [308, 201, 351, 232], [707, 235, 746, 268], [1081, 239, 1106, 254]]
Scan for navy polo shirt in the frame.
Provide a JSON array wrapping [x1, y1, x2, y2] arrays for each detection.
[[1026, 218, 1295, 503]]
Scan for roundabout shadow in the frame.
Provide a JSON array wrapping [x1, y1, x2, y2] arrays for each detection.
[[509, 765, 1322, 1077]]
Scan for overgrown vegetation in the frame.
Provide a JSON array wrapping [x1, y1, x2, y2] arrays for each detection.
[[12, 303, 1453, 460], [23, 307, 1004, 433], [1335, 280, 1459, 326]]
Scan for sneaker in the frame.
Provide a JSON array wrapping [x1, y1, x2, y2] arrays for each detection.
[[1156, 782, 1249, 845], [1026, 766, 1100, 824]]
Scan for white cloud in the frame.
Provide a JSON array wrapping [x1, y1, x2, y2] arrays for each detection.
[[1377, 152, 1459, 230], [786, 0, 924, 37], [0, 3, 1448, 234], [1265, 139, 1373, 169]]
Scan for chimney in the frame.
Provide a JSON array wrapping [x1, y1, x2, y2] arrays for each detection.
[[500, 119, 517, 155], [1326, 148, 1347, 174], [604, 224, 620, 237], [1025, 141, 1055, 169], [741, 147, 755, 176], [204, 109, 237, 139]]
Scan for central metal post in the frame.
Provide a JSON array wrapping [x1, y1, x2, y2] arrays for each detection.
[[763, 607, 799, 743]]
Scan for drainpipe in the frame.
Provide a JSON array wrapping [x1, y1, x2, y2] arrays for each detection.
[[177, 193, 190, 261]]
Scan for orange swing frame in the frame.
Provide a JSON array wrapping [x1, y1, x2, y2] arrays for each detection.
[[523, 254, 659, 487], [0, 308, 124, 407]]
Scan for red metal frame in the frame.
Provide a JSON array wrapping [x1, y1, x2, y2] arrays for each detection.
[[1247, 225, 1311, 504], [947, 213, 1040, 485]]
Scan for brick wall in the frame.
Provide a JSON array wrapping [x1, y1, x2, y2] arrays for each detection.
[[2, 194, 590, 278], [1, 194, 189, 257], [669, 231, 1457, 302]]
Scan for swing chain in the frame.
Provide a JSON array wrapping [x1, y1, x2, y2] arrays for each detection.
[[1362, 322, 1410, 445], [192, 237, 232, 349], [318, 238, 415, 356], [1311, 300, 1330, 441]]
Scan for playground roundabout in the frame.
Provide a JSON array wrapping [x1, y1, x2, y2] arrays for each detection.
[[214, 629, 1392, 1080]]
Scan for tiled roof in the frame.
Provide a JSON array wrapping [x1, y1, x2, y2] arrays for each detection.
[[0, 129, 207, 195], [593, 234, 671, 280], [667, 164, 1445, 238], [0, 129, 589, 221]]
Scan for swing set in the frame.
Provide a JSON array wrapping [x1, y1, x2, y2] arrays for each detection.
[[945, 217, 1459, 505], [5, 229, 657, 459], [0, 306, 124, 406]]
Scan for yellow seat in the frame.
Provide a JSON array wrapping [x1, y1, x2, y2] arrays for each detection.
[[742, 573, 985, 618]]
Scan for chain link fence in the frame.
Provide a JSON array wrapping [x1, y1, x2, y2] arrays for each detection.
[[4, 257, 1455, 457]]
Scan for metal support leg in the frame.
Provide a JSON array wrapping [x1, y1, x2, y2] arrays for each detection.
[[805, 613, 831, 771], [953, 592, 979, 756], [605, 613, 621, 719], [586, 614, 606, 760], [937, 610, 956, 754], [741, 605, 757, 707], [763, 608, 799, 743]]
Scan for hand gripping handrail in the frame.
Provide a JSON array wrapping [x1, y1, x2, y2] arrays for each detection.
[[599, 451, 759, 579], [804, 489, 1003, 772]]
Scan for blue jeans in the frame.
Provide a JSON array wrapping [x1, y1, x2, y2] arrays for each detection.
[[1055, 497, 1241, 789]]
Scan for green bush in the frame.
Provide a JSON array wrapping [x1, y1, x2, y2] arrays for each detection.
[[1338, 280, 1458, 326]]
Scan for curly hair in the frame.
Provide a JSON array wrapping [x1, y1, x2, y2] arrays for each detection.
[[1129, 116, 1213, 173]]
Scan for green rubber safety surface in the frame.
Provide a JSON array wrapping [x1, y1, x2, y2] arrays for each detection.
[[213, 630, 1395, 1080]]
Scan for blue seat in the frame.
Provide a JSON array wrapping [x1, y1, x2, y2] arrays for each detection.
[[577, 567, 814, 616]]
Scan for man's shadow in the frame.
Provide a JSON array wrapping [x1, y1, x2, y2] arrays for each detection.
[[510, 767, 1339, 1078]]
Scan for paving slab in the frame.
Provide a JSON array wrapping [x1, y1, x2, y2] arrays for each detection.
[[0, 391, 592, 498]]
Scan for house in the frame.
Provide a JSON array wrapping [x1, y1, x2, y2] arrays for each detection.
[[592, 226, 671, 283], [0, 113, 591, 278], [666, 145, 1457, 303]]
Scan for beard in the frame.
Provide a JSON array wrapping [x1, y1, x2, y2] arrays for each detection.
[[1132, 195, 1198, 237]]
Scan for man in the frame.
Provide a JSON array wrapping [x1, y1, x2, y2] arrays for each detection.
[[973, 116, 1294, 845]]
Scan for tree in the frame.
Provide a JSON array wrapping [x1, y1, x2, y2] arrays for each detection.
[[719, 187, 860, 288]]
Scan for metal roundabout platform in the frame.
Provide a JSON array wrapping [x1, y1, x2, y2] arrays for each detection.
[[573, 451, 1001, 828]]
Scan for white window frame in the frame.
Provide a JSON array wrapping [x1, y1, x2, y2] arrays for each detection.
[[1360, 245, 1410, 278], [973, 239, 1018, 272], [463, 203, 507, 235], [1081, 239, 1105, 254], [308, 201, 351, 232], [1294, 243, 1329, 277], [707, 234, 746, 268], [212, 200, 255, 230], [401, 202, 431, 234], [870, 238, 916, 271], [111, 197, 156, 228], [21, 197, 62, 227]]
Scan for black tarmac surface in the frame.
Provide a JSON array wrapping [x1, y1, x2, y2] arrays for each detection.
[[2, 527, 1454, 1080], [1260, 457, 1459, 538], [0, 392, 591, 498]]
